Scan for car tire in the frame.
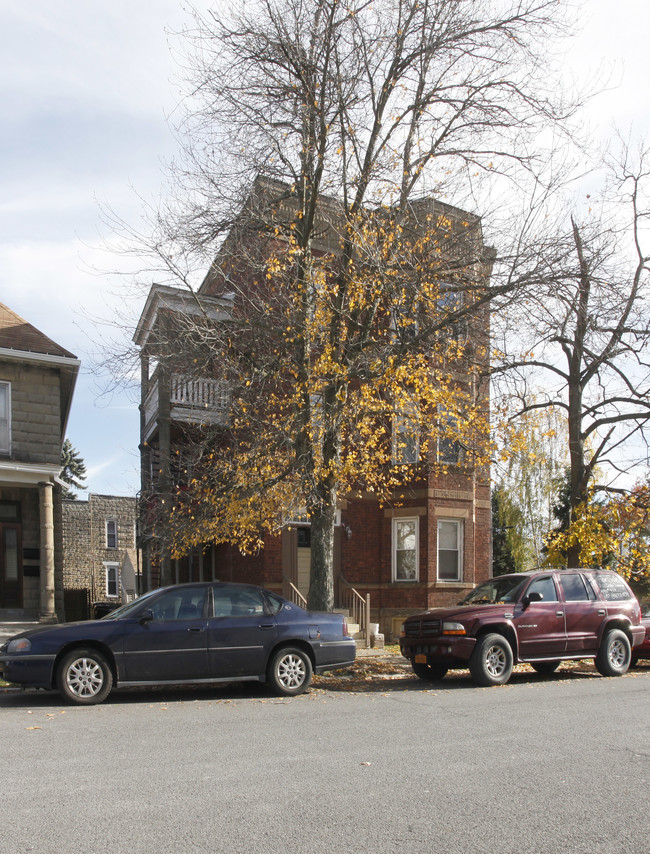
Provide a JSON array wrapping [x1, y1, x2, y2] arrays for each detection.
[[630, 654, 639, 668], [469, 633, 514, 686], [530, 661, 560, 675], [412, 661, 448, 681], [57, 648, 113, 705], [267, 647, 313, 696], [595, 629, 631, 677]]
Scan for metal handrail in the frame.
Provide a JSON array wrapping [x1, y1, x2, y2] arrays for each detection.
[[337, 575, 370, 642], [283, 578, 308, 608]]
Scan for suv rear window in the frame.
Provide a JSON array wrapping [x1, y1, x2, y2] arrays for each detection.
[[592, 572, 631, 601]]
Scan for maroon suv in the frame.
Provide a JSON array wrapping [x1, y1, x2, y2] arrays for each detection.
[[400, 569, 644, 686]]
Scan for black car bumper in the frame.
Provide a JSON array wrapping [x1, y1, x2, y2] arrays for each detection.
[[0, 654, 56, 689]]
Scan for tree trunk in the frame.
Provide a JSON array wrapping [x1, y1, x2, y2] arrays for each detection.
[[307, 482, 337, 612], [566, 218, 590, 569]]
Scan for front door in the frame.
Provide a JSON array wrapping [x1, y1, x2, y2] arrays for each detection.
[[0, 524, 21, 608], [296, 527, 311, 600], [122, 585, 209, 682]]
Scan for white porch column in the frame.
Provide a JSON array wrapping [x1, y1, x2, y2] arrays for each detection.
[[38, 480, 57, 623]]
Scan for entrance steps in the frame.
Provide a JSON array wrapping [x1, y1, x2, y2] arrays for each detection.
[[332, 608, 368, 647]]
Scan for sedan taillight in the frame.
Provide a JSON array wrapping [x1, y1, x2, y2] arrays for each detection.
[[343, 617, 349, 636]]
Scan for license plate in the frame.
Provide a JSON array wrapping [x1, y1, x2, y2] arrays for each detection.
[[415, 654, 427, 664]]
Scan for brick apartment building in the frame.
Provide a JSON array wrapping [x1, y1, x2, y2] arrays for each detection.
[[135, 182, 493, 640]]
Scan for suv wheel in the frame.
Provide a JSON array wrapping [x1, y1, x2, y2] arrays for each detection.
[[595, 629, 631, 677], [469, 633, 514, 686], [412, 661, 448, 681]]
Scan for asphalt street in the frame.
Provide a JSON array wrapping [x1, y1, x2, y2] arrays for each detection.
[[1, 667, 648, 854]]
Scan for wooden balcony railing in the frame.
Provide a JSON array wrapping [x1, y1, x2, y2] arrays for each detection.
[[143, 372, 230, 439]]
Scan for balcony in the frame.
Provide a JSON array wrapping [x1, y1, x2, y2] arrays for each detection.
[[143, 373, 230, 441]]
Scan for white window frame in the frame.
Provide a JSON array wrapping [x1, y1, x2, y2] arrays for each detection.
[[437, 518, 463, 582], [104, 562, 119, 598], [105, 519, 118, 549], [392, 517, 419, 582], [0, 381, 11, 454]]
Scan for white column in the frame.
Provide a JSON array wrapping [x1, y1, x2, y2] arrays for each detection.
[[38, 480, 57, 623]]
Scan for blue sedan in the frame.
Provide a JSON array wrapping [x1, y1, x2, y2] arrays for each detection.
[[0, 582, 356, 704]]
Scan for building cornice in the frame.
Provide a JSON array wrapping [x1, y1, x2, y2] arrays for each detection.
[[0, 460, 61, 486], [0, 347, 80, 370]]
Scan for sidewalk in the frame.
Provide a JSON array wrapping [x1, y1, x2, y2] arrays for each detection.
[[0, 621, 40, 645]]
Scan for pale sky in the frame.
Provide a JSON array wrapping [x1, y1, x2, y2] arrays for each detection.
[[1, 0, 649, 496]]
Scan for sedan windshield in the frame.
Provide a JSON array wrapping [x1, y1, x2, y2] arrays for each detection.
[[460, 576, 528, 605], [100, 588, 158, 620]]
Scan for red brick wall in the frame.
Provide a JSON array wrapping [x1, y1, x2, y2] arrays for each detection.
[[202, 482, 491, 639]]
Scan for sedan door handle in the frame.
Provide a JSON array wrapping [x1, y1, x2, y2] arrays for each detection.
[[188, 626, 205, 632], [258, 623, 275, 630]]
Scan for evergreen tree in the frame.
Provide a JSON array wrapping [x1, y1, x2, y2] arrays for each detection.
[[60, 439, 87, 500]]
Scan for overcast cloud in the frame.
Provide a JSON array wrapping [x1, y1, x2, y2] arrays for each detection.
[[0, 0, 648, 496]]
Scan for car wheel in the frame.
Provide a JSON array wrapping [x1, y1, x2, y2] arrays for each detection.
[[530, 661, 560, 675], [267, 647, 313, 696], [57, 648, 113, 705], [469, 633, 514, 686], [595, 629, 631, 677], [412, 661, 448, 681]]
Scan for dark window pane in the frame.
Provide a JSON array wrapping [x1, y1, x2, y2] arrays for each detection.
[[560, 574, 590, 601], [527, 576, 558, 602], [438, 550, 459, 580]]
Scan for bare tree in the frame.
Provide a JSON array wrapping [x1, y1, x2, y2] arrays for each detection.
[[493, 147, 650, 567], [126, 0, 582, 607]]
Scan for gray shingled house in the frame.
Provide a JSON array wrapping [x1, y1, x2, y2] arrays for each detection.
[[0, 302, 79, 620]]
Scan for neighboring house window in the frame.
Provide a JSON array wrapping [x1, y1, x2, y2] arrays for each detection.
[[393, 399, 420, 465], [436, 406, 461, 466], [285, 509, 342, 526], [437, 287, 468, 340], [437, 434, 461, 466], [106, 520, 118, 549], [104, 562, 119, 598], [0, 382, 10, 454], [390, 297, 419, 342], [392, 517, 419, 582], [438, 519, 463, 581]]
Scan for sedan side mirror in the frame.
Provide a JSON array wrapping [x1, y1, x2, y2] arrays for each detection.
[[139, 609, 154, 624]]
